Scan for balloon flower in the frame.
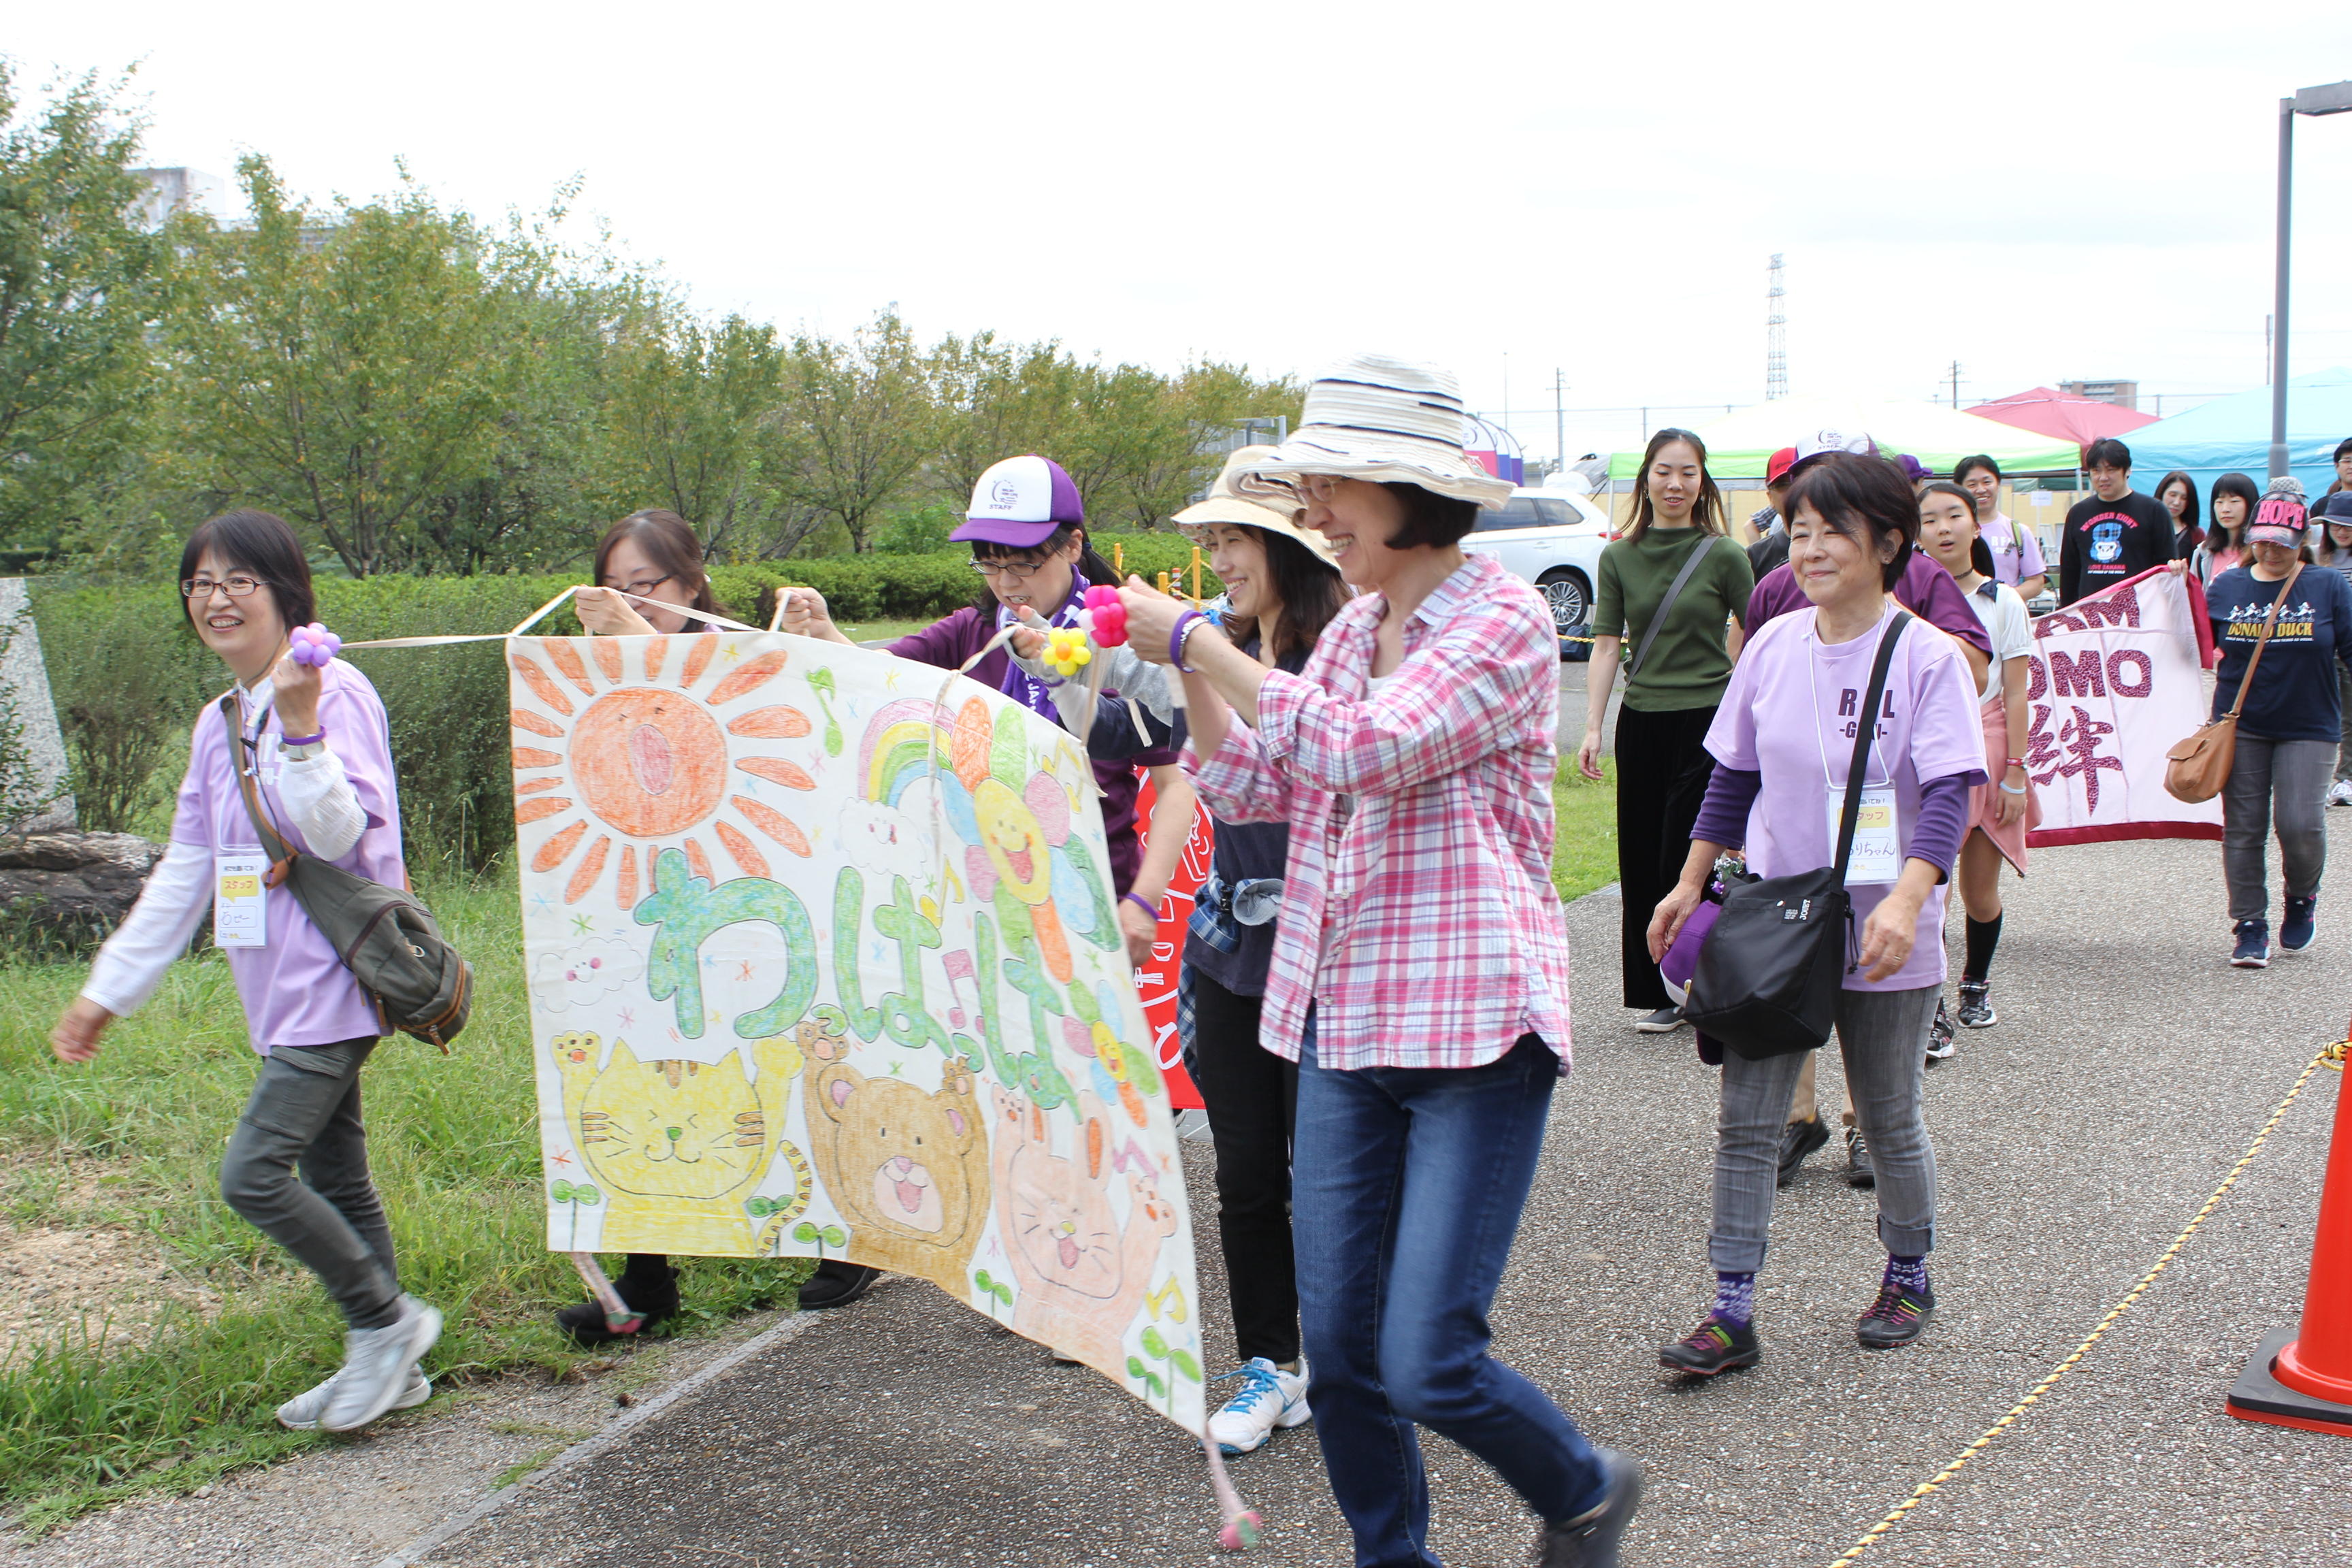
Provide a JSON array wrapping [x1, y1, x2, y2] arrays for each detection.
[[1042, 627, 1093, 678], [288, 623, 342, 668], [1080, 585, 1128, 647]]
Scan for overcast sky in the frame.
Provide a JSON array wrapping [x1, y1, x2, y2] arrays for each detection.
[[12, 1, 2352, 461]]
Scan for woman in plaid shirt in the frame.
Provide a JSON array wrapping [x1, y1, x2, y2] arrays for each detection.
[[1121, 357, 1642, 1568]]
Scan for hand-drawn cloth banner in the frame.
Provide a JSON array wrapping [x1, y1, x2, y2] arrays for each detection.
[[2024, 566, 2221, 847], [509, 631, 1205, 1431]]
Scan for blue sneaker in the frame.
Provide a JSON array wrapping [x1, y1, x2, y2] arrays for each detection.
[[1206, 1356, 1311, 1454], [2232, 919, 2271, 968], [2281, 896, 2318, 953]]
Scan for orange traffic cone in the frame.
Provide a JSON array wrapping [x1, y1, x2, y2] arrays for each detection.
[[2229, 1050, 2352, 1434]]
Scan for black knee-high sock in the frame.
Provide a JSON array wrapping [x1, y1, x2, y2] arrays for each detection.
[[1963, 913, 2003, 982]]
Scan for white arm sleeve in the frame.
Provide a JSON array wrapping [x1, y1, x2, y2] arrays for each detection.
[[274, 746, 366, 861], [81, 841, 212, 1018]]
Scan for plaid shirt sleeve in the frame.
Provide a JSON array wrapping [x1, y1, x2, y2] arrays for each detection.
[[1252, 595, 1558, 795], [1186, 718, 1292, 825]]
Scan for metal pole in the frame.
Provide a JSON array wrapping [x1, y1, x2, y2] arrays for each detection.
[[2271, 97, 2294, 480], [1554, 369, 1565, 472]]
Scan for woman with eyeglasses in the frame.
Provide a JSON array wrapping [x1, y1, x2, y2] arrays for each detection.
[[783, 454, 1197, 972], [52, 510, 443, 1434], [561, 508, 883, 1335]]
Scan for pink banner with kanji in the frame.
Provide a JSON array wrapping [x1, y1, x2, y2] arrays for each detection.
[[2025, 566, 2221, 848]]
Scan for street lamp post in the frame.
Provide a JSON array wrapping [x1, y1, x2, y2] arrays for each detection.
[[2271, 80, 2352, 480]]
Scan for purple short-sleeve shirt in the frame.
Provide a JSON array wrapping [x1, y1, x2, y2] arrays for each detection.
[[1704, 608, 1985, 991]]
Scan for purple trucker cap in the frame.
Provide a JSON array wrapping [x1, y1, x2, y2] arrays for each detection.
[[951, 454, 1085, 548]]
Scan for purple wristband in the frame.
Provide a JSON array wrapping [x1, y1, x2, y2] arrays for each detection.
[[1169, 610, 1204, 672], [1122, 892, 1159, 924], [280, 730, 325, 746]]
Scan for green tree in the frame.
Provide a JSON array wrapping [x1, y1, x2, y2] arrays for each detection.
[[777, 310, 936, 553], [590, 287, 823, 561], [0, 65, 166, 553], [162, 156, 567, 577], [927, 329, 1086, 503]]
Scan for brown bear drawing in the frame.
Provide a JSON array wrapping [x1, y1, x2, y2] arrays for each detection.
[[800, 1022, 989, 1288]]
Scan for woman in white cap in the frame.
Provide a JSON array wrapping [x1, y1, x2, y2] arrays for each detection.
[[2206, 479, 2352, 966], [1119, 357, 1641, 1568]]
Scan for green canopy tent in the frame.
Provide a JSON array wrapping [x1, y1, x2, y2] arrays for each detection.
[[1606, 397, 2081, 481]]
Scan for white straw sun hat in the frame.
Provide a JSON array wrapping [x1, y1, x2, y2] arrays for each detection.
[[1238, 354, 1514, 510], [1172, 446, 1342, 570]]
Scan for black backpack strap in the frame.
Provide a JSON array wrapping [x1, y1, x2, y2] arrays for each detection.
[[1829, 611, 1912, 885], [218, 694, 297, 885]]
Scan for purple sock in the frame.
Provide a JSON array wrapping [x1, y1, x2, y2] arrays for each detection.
[[1712, 1271, 1756, 1326], [1884, 1254, 1929, 1296]]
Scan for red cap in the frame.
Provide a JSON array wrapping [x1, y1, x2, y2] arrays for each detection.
[[1766, 446, 1799, 485]]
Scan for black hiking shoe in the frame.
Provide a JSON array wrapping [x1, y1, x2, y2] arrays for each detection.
[[1955, 979, 1996, 1028], [1536, 1447, 1644, 1567], [1778, 1115, 1829, 1187], [1857, 1281, 1936, 1350], [1659, 1314, 1761, 1376], [1845, 1125, 1875, 1189], [557, 1257, 678, 1345], [797, 1261, 880, 1309]]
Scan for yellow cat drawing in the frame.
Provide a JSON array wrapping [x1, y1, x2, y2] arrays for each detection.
[[551, 1030, 809, 1255]]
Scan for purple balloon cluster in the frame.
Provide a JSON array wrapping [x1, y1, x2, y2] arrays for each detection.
[[288, 622, 342, 668]]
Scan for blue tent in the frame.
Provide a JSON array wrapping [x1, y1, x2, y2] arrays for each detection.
[[2124, 368, 2352, 500]]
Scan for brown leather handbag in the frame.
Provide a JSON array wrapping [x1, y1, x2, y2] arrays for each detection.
[[2165, 563, 2301, 804]]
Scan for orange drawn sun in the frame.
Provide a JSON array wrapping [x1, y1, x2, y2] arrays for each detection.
[[510, 633, 821, 909]]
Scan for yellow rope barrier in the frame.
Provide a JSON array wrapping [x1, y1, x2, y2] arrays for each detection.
[[1823, 1042, 2338, 1567]]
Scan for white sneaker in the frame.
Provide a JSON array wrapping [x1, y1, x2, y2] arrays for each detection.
[[2330, 780, 2352, 807], [276, 1364, 431, 1430], [321, 1295, 444, 1432], [1207, 1356, 1311, 1455]]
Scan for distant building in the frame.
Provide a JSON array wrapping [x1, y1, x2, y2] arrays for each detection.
[[130, 167, 226, 227], [2061, 378, 2140, 411]]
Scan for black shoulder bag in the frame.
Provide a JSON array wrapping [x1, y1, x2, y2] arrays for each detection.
[[218, 696, 473, 1049], [1682, 611, 1911, 1060]]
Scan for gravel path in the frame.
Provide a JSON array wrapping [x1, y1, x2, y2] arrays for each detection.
[[20, 822, 2352, 1566]]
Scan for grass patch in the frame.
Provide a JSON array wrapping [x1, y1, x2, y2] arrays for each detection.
[[0, 870, 809, 1531], [1552, 760, 1618, 904], [839, 617, 932, 645]]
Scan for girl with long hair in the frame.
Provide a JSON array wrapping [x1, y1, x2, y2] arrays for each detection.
[[1578, 428, 1755, 1032], [53, 510, 442, 1433], [2155, 471, 2204, 559], [2193, 473, 2260, 586], [1916, 482, 2038, 1036]]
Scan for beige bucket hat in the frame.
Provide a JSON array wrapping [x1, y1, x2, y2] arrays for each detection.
[[1173, 445, 1342, 570], [1237, 354, 1515, 510]]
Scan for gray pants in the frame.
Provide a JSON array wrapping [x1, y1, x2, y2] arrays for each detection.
[[1712, 985, 1938, 1274], [2222, 735, 2333, 922], [219, 1036, 403, 1330], [2338, 670, 2352, 783]]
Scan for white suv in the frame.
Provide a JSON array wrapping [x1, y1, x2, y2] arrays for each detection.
[[1461, 486, 1611, 650]]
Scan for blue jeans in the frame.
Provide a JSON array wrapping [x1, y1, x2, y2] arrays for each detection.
[[1294, 1034, 1605, 1568]]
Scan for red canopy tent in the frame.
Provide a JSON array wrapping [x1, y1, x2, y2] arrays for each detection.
[[1967, 386, 2158, 457]]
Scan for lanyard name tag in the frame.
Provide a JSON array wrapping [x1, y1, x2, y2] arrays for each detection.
[[215, 851, 270, 948], [1829, 787, 1900, 885]]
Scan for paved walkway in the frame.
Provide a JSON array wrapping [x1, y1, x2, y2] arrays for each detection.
[[414, 823, 2352, 1567]]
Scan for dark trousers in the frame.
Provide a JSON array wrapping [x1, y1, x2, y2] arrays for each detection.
[[1614, 702, 1720, 1009], [1293, 1035, 1604, 1567], [218, 1036, 404, 1330], [1186, 968, 1300, 1365]]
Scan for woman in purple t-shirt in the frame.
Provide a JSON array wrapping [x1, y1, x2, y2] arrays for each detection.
[[1648, 453, 1984, 1374], [51, 510, 442, 1435]]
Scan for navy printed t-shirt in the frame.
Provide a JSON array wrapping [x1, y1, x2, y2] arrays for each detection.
[[2060, 491, 2175, 606], [2208, 564, 2352, 742]]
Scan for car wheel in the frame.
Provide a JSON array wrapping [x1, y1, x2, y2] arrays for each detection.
[[1538, 570, 1590, 634]]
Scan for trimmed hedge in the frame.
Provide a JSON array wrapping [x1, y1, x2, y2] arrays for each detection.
[[28, 541, 1221, 877], [708, 535, 1215, 627]]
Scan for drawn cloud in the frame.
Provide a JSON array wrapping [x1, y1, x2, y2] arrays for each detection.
[[533, 936, 646, 1013]]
